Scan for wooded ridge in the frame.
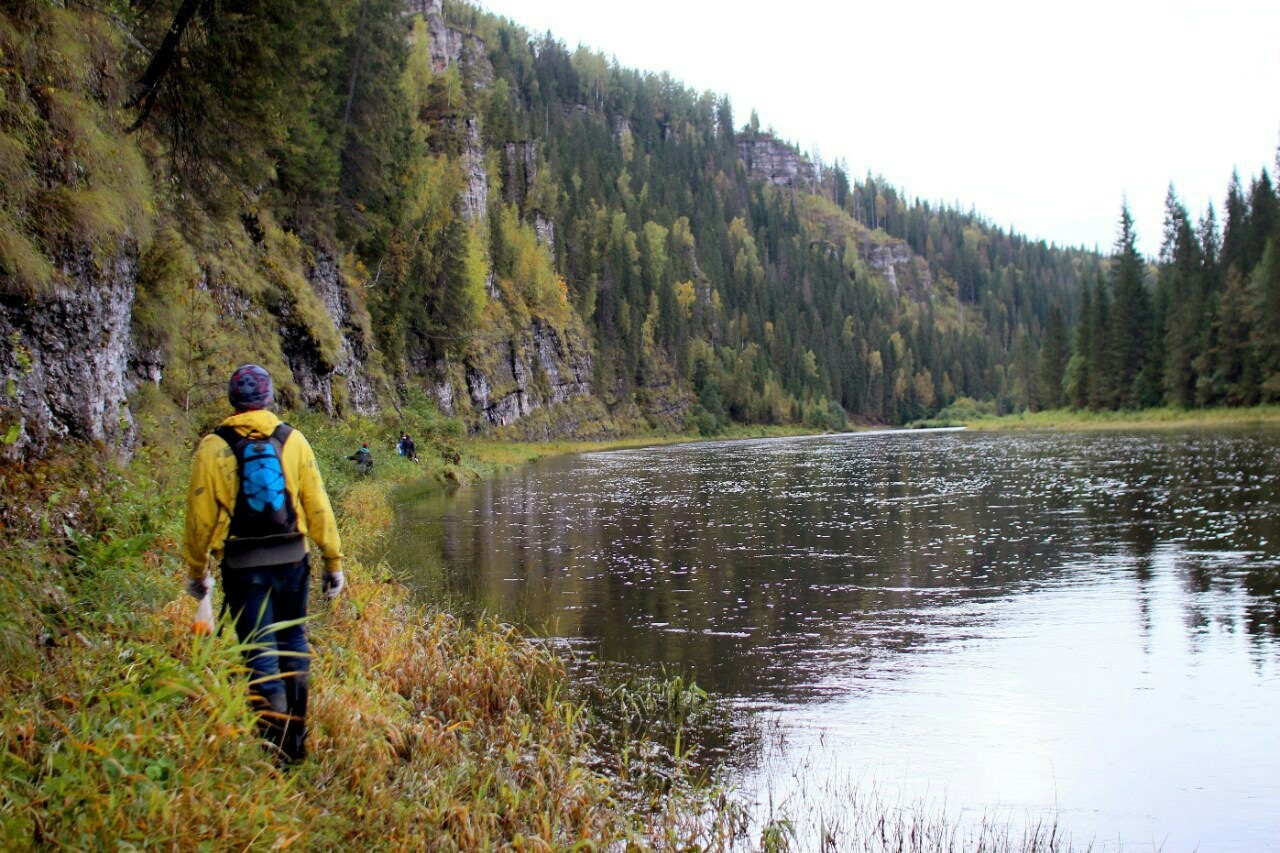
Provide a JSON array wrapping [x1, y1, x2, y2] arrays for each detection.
[[0, 0, 1275, 460]]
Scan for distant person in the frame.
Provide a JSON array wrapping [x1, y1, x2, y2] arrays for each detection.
[[348, 442, 373, 474], [397, 433, 409, 457], [182, 364, 344, 764], [402, 434, 417, 462]]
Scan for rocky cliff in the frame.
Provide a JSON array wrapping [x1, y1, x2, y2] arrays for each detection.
[[0, 247, 138, 459], [738, 134, 817, 190], [286, 248, 381, 417], [857, 237, 933, 300], [463, 319, 592, 426], [414, 11, 605, 431]]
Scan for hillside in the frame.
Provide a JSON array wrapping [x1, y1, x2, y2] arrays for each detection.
[[0, 0, 1104, 460]]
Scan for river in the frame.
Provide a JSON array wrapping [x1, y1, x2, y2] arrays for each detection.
[[390, 428, 1280, 851]]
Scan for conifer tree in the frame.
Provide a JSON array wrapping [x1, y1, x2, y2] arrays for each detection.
[[1104, 204, 1151, 408], [1159, 187, 1203, 407], [1064, 282, 1093, 409], [1245, 170, 1278, 273], [336, 0, 410, 246], [129, 0, 349, 208], [1196, 268, 1257, 405], [1220, 170, 1250, 276], [1087, 271, 1111, 410], [1034, 305, 1068, 410], [1251, 240, 1280, 400]]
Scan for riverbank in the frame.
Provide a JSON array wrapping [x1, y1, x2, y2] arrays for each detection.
[[918, 404, 1280, 431], [468, 422, 830, 475], [0, 404, 742, 849], [1, 401, 1129, 851]]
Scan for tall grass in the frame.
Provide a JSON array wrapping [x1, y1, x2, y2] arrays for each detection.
[[0, 401, 741, 849]]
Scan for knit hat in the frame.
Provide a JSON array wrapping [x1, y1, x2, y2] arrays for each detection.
[[228, 364, 273, 411]]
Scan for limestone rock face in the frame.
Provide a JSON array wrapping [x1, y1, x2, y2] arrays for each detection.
[[533, 213, 556, 260], [738, 134, 816, 189], [282, 247, 379, 416], [0, 248, 137, 458], [411, 0, 492, 87], [856, 237, 933, 299], [459, 117, 488, 223], [461, 320, 593, 427]]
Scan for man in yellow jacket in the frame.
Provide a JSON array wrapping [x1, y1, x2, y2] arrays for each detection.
[[183, 364, 343, 763]]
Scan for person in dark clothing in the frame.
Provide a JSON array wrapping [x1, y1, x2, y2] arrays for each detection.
[[348, 442, 373, 474], [183, 364, 344, 764]]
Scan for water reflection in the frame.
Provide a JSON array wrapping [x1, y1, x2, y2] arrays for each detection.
[[399, 430, 1280, 686], [392, 428, 1280, 850]]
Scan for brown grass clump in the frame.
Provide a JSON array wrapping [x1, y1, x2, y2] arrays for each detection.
[[302, 572, 626, 848]]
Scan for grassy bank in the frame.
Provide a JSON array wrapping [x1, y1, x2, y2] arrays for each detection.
[[468, 422, 828, 475], [0, 402, 743, 849], [915, 403, 1280, 431]]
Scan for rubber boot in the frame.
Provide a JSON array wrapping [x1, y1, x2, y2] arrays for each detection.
[[280, 674, 309, 764], [254, 690, 290, 760]]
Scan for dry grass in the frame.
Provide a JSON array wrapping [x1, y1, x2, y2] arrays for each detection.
[[0, 412, 737, 849]]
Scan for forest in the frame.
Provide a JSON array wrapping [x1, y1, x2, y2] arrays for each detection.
[[1, 0, 1276, 448], [1059, 177, 1280, 413]]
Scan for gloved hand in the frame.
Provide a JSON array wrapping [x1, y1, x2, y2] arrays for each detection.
[[322, 570, 345, 599], [186, 574, 213, 601]]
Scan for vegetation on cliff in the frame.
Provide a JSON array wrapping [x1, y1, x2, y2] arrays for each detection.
[[2, 0, 1116, 446]]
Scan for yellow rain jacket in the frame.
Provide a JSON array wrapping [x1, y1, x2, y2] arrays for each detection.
[[183, 409, 342, 581]]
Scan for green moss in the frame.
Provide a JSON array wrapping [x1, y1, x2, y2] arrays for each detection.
[[260, 220, 342, 371], [0, 6, 153, 295], [0, 214, 54, 292]]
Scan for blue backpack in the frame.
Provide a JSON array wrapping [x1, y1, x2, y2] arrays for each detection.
[[215, 424, 307, 569]]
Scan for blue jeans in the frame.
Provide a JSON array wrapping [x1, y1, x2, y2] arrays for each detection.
[[221, 556, 311, 702]]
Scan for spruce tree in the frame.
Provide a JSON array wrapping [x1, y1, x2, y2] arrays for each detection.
[[1064, 282, 1093, 409], [1221, 170, 1250, 276], [336, 0, 411, 247], [1104, 204, 1151, 408], [1159, 188, 1203, 407], [1245, 170, 1278, 273], [1087, 271, 1111, 410], [1200, 269, 1258, 404], [1034, 304, 1068, 410], [1251, 240, 1280, 400]]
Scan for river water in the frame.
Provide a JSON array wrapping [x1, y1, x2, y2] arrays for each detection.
[[390, 428, 1280, 850]]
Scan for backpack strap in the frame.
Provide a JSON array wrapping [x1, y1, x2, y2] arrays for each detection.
[[213, 424, 243, 451], [270, 422, 294, 447], [214, 423, 291, 449]]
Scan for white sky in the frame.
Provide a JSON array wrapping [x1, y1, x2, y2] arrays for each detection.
[[474, 0, 1279, 257]]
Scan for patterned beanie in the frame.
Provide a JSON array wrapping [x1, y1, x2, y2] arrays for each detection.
[[228, 364, 273, 411]]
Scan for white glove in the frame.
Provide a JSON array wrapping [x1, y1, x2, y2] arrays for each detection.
[[322, 570, 345, 599], [186, 575, 213, 601]]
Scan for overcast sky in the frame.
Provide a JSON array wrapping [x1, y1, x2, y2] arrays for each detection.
[[474, 0, 1279, 257]]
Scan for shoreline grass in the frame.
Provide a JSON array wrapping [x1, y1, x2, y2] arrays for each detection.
[[915, 403, 1280, 432], [466, 422, 837, 474], [0, 406, 742, 849]]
